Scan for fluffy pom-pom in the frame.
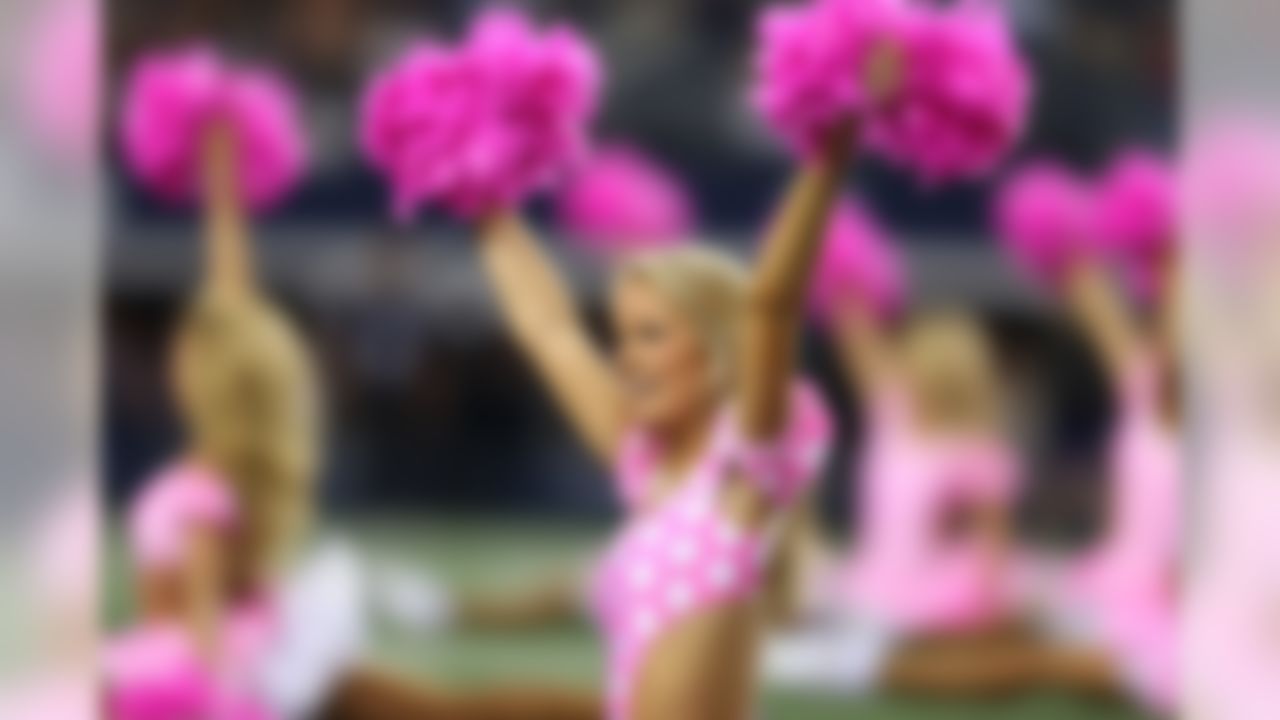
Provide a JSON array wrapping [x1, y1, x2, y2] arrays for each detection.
[[555, 145, 694, 256], [752, 0, 1030, 183], [752, 0, 912, 157], [1094, 150, 1176, 299], [995, 160, 1095, 286], [1095, 150, 1176, 259], [119, 47, 306, 212], [360, 8, 602, 220], [870, 2, 1032, 184], [809, 200, 905, 322]]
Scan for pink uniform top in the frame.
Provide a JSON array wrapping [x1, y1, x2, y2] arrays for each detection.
[[844, 387, 1020, 632], [105, 611, 277, 720], [1070, 359, 1179, 712], [593, 381, 832, 720], [1079, 360, 1179, 599], [109, 460, 277, 720]]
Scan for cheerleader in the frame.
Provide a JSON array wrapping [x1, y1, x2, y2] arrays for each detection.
[[447, 131, 842, 719], [103, 48, 379, 718], [996, 154, 1180, 714], [106, 46, 604, 720], [756, 0, 1038, 695], [765, 201, 1034, 698], [363, 12, 856, 718], [372, 142, 825, 638], [105, 96, 329, 719]]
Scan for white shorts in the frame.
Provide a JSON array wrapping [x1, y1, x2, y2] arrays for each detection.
[[256, 540, 371, 719], [763, 606, 902, 694]]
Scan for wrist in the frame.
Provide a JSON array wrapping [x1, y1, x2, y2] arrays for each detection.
[[478, 208, 522, 240], [822, 119, 858, 169]]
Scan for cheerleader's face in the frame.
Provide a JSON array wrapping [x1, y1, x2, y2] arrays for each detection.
[[902, 311, 1000, 433], [611, 277, 718, 431]]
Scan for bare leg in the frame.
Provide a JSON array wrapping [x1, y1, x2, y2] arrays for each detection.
[[1036, 646, 1125, 700], [881, 622, 1043, 699], [322, 664, 603, 720], [457, 572, 584, 631], [882, 643, 1039, 698], [883, 624, 1129, 702]]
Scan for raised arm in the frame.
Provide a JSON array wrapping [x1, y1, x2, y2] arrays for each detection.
[[738, 132, 853, 440], [478, 211, 625, 463], [830, 294, 898, 405], [201, 121, 255, 297], [1062, 257, 1145, 389], [182, 524, 225, 663], [1156, 249, 1181, 369]]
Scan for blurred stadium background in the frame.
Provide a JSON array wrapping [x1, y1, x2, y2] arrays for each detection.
[[104, 1, 1173, 717]]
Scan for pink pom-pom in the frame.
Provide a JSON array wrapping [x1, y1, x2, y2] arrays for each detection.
[[1094, 149, 1176, 300], [809, 199, 905, 322], [995, 160, 1095, 286], [870, 2, 1032, 184], [119, 47, 306, 212], [556, 145, 694, 256], [1096, 150, 1176, 259], [753, 0, 913, 157], [360, 8, 602, 220]]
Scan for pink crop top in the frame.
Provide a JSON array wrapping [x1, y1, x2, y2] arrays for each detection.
[[844, 386, 1020, 631], [592, 381, 832, 720]]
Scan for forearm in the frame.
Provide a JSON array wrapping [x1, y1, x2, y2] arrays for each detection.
[[739, 132, 853, 439], [831, 297, 895, 398], [479, 212, 583, 350], [974, 503, 1013, 589], [1063, 260, 1143, 388], [477, 211, 622, 461], [1157, 249, 1181, 364], [749, 138, 853, 313], [183, 527, 224, 664], [201, 121, 254, 295]]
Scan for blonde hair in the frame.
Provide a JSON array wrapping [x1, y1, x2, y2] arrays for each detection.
[[174, 290, 319, 592], [617, 247, 813, 617], [901, 309, 1000, 432], [616, 245, 749, 391]]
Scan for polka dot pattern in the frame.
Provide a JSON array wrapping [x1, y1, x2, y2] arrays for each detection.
[[592, 382, 832, 720]]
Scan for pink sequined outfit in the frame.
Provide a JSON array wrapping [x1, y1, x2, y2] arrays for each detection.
[[105, 460, 278, 720], [592, 382, 832, 720], [843, 387, 1021, 632], [1069, 360, 1179, 712]]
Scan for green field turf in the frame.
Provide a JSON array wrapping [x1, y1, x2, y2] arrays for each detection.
[[105, 516, 1150, 720]]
